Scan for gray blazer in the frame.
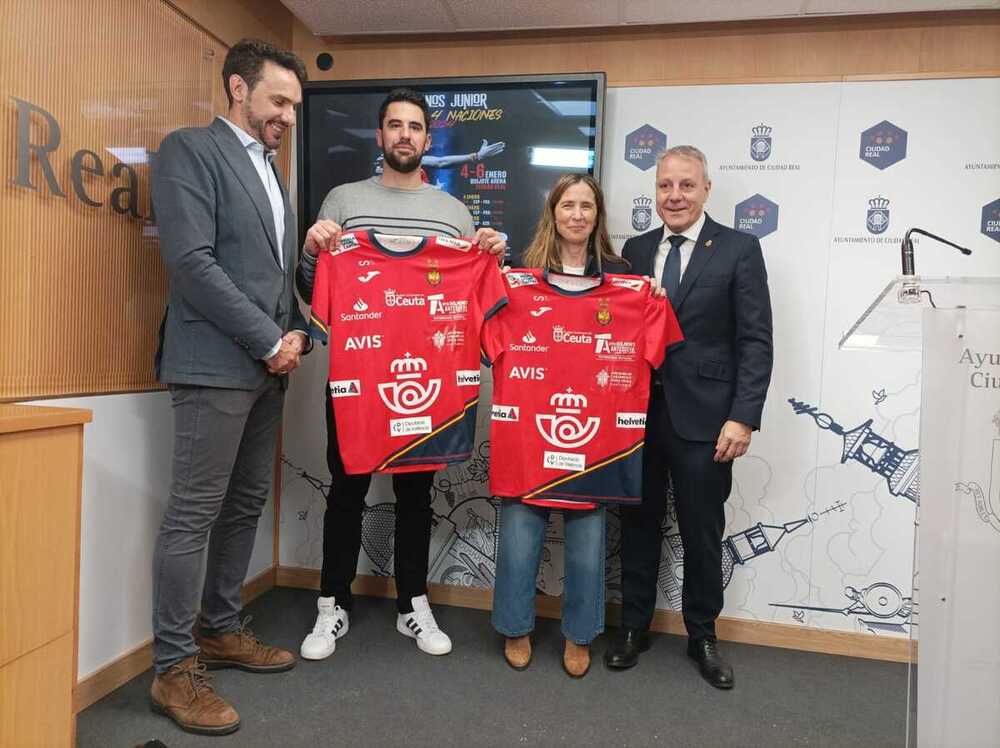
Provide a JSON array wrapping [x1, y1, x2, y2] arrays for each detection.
[[151, 117, 308, 389]]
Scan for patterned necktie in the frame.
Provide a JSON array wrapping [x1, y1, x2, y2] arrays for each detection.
[[660, 234, 685, 301]]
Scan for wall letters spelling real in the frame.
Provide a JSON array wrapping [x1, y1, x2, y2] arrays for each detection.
[[10, 97, 151, 219]]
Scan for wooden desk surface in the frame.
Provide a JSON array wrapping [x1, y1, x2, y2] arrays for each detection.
[[0, 404, 92, 434]]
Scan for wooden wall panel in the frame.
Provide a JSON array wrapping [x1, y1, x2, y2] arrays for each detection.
[[292, 11, 1000, 85], [0, 0, 296, 401]]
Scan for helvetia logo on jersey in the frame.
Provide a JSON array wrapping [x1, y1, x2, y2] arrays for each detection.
[[552, 325, 594, 345], [455, 370, 480, 386], [866, 196, 890, 235], [491, 404, 520, 422], [535, 388, 601, 450], [384, 288, 425, 307], [358, 270, 381, 283], [616, 412, 646, 429], [631, 196, 653, 231], [510, 330, 550, 353], [378, 353, 441, 416], [750, 124, 772, 162], [329, 380, 361, 398], [505, 272, 537, 288]]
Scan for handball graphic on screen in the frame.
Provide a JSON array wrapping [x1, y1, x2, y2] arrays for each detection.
[[297, 73, 606, 264]]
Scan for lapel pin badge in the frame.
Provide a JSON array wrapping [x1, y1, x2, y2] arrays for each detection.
[[705, 239, 713, 248]]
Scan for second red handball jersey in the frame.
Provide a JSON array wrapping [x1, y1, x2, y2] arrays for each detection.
[[482, 269, 683, 507], [309, 230, 507, 475]]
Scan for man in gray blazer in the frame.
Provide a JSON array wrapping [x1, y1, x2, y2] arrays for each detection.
[[149, 39, 309, 736]]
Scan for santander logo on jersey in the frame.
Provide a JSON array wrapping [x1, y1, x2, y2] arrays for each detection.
[[377, 353, 441, 415], [535, 388, 601, 449]]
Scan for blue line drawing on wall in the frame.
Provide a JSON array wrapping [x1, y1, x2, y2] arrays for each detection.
[[953, 409, 1000, 534], [771, 581, 916, 635], [789, 398, 920, 503], [872, 388, 887, 405]]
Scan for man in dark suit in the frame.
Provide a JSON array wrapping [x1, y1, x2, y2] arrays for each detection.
[[606, 145, 773, 689], [149, 39, 310, 735]]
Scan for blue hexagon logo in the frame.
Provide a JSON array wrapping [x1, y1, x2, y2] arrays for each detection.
[[982, 198, 1000, 244], [734, 194, 779, 239], [624, 124, 666, 171], [860, 120, 908, 170]]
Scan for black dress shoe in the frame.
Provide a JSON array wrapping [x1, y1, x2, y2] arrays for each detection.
[[604, 628, 651, 669], [687, 638, 734, 689]]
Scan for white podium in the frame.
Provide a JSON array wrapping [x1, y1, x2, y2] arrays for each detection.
[[841, 275, 1000, 748]]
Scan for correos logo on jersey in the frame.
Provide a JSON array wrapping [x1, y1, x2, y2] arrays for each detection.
[[535, 388, 600, 449], [377, 353, 441, 415]]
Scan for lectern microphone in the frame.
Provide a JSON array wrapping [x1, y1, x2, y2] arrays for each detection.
[[898, 227, 973, 304]]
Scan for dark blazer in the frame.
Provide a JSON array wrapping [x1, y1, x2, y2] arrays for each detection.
[[623, 213, 773, 442], [151, 118, 308, 389], [582, 253, 632, 276]]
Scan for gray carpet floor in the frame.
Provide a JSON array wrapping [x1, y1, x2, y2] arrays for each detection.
[[78, 587, 909, 747]]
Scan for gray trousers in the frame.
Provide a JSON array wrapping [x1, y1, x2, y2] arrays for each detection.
[[152, 378, 284, 672]]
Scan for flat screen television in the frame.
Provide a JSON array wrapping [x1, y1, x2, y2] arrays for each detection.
[[297, 73, 606, 264]]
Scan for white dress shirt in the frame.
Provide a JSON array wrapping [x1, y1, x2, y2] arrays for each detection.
[[218, 116, 285, 270], [653, 211, 706, 284], [218, 116, 286, 360]]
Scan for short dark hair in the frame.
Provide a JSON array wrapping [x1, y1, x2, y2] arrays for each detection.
[[377, 88, 430, 130], [222, 38, 307, 107]]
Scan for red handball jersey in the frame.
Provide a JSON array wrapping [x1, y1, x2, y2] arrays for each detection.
[[482, 269, 683, 508], [309, 230, 507, 475]]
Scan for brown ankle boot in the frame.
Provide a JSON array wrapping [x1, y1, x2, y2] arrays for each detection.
[[563, 640, 591, 678], [150, 656, 240, 735], [504, 636, 532, 670], [197, 617, 296, 673]]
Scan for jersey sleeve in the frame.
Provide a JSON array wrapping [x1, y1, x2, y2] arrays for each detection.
[[480, 302, 508, 366], [643, 289, 684, 369], [308, 252, 333, 345], [474, 253, 509, 322]]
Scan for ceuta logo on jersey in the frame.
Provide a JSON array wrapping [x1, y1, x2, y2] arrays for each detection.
[[384, 288, 425, 308], [631, 196, 653, 231], [624, 124, 667, 172], [860, 120, 908, 170], [552, 325, 594, 345], [750, 124, 772, 162], [866, 196, 890, 235], [378, 353, 441, 436]]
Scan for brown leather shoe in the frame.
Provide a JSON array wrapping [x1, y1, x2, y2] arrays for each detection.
[[197, 617, 296, 673], [504, 636, 531, 670], [150, 656, 240, 736], [563, 640, 591, 678]]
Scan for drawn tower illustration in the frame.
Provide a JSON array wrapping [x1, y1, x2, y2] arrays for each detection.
[[789, 398, 920, 502]]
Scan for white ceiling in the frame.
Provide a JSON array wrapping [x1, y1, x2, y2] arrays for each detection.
[[282, 0, 999, 36]]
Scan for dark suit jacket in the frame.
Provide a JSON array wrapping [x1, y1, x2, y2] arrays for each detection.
[[623, 214, 773, 442], [151, 117, 308, 389]]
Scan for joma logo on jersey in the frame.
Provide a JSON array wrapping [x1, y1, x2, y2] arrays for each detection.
[[344, 335, 382, 350], [358, 270, 381, 283], [377, 353, 441, 415], [552, 326, 593, 345], [329, 380, 361, 397], [509, 366, 545, 380], [535, 388, 600, 449], [529, 306, 552, 317]]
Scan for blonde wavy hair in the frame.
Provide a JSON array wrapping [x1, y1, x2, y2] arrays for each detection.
[[521, 174, 625, 273]]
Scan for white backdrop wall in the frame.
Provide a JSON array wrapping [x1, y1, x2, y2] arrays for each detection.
[[39, 392, 275, 680], [280, 77, 1000, 643]]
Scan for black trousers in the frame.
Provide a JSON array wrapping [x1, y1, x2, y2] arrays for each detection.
[[320, 387, 435, 614], [619, 386, 732, 640]]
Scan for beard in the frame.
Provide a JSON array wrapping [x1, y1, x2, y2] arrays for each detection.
[[382, 145, 423, 174], [246, 108, 283, 151]]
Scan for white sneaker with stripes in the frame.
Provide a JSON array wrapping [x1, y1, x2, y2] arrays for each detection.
[[300, 596, 349, 660], [396, 595, 452, 655]]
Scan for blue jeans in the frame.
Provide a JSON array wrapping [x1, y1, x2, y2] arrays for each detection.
[[491, 501, 606, 645]]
